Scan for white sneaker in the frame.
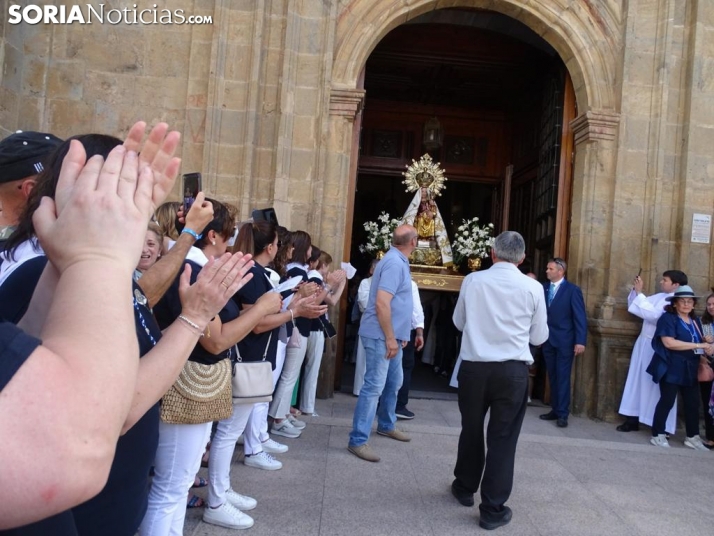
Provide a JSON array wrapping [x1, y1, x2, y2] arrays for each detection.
[[287, 414, 306, 429], [271, 419, 302, 438], [650, 434, 670, 448], [243, 450, 283, 471], [203, 501, 254, 530], [262, 437, 288, 454], [225, 488, 257, 511], [684, 435, 709, 451]]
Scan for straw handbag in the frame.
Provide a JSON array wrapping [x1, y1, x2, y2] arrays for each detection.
[[160, 358, 233, 424]]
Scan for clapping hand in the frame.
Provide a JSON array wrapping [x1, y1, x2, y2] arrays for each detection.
[[34, 141, 154, 275], [123, 121, 182, 210], [178, 253, 255, 328]]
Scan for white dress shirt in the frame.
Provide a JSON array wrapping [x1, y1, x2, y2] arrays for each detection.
[[453, 262, 548, 364]]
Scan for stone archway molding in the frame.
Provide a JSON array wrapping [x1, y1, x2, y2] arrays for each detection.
[[332, 0, 621, 114]]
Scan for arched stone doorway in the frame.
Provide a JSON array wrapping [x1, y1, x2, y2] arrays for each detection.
[[325, 0, 622, 418]]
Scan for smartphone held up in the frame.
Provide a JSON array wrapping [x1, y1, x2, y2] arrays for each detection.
[[182, 172, 202, 213]]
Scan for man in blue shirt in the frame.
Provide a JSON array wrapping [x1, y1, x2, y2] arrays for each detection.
[[348, 225, 417, 462]]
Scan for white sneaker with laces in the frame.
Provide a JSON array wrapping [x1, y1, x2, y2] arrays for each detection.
[[203, 501, 254, 530], [272, 419, 302, 438], [225, 488, 257, 511], [650, 434, 670, 448], [262, 437, 288, 454], [287, 414, 306, 429], [243, 450, 283, 470], [684, 435, 709, 451]]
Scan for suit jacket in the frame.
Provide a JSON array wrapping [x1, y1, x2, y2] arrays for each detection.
[[544, 279, 587, 349]]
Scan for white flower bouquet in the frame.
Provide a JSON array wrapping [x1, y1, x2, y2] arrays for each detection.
[[358, 212, 401, 255], [452, 217, 495, 265]]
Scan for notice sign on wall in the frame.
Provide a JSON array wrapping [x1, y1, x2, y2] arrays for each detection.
[[691, 213, 712, 244]]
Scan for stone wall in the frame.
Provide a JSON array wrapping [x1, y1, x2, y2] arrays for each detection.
[[2, 0, 714, 412]]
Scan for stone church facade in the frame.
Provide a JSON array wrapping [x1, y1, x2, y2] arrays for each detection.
[[1, 0, 713, 420]]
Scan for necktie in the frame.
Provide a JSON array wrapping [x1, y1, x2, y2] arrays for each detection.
[[548, 283, 555, 305]]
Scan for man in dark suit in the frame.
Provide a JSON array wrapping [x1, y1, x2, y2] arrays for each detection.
[[539, 257, 587, 428]]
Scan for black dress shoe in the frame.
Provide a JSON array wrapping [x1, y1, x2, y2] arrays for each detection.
[[479, 506, 513, 530], [539, 411, 558, 421], [451, 482, 474, 507], [557, 417, 568, 428], [616, 421, 639, 432]]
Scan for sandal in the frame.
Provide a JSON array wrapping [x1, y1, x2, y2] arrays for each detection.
[[289, 407, 303, 416], [186, 494, 205, 509], [192, 477, 208, 489]]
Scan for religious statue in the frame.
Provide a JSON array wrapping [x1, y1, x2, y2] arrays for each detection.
[[415, 187, 437, 244], [402, 154, 453, 266]]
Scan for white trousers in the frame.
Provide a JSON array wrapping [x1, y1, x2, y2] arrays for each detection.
[[139, 420, 212, 536], [244, 341, 286, 455], [300, 330, 326, 413], [268, 334, 308, 419], [207, 403, 254, 507], [353, 337, 366, 396]]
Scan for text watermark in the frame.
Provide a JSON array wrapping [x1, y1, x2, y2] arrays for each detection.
[[8, 4, 213, 25]]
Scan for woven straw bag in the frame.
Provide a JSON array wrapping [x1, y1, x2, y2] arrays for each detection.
[[160, 358, 233, 425]]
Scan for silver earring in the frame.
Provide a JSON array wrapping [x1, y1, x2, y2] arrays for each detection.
[[211, 240, 216, 246]]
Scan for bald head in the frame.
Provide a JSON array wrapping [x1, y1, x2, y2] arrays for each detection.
[[392, 224, 417, 246]]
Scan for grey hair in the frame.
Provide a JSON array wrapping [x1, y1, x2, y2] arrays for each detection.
[[492, 231, 525, 264]]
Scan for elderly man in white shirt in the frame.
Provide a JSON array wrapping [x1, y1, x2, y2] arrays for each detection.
[[450, 231, 548, 531]]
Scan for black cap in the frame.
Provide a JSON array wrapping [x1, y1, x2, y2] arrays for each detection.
[[0, 130, 63, 184]]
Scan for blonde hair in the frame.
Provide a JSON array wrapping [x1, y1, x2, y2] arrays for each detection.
[[147, 222, 164, 243], [154, 202, 180, 240], [318, 251, 333, 271]]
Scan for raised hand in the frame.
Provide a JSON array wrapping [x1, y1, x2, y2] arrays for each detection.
[[297, 281, 319, 298], [289, 294, 328, 319], [327, 269, 346, 287], [177, 252, 255, 328], [34, 141, 154, 275], [123, 121, 181, 209], [182, 192, 214, 235]]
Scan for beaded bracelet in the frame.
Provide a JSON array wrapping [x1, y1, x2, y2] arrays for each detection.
[[178, 314, 204, 336], [181, 228, 202, 241]]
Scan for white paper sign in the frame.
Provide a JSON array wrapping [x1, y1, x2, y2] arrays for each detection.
[[691, 213, 711, 244]]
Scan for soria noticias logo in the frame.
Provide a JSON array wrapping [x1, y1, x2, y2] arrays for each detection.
[[8, 3, 213, 25]]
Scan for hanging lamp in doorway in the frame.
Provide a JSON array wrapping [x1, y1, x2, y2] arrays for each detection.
[[422, 116, 443, 151]]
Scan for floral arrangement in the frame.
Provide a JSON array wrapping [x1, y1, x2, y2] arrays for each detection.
[[358, 212, 401, 255], [452, 217, 495, 264]]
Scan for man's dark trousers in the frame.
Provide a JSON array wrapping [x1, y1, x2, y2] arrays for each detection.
[[542, 342, 574, 419], [396, 330, 416, 412], [453, 360, 528, 521]]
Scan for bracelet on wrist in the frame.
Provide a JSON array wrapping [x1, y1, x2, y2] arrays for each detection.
[[181, 228, 202, 241], [178, 314, 204, 336]]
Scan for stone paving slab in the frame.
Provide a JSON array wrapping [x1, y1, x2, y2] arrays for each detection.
[[185, 394, 714, 535]]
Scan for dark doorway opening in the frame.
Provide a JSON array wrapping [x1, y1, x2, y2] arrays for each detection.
[[339, 8, 575, 397]]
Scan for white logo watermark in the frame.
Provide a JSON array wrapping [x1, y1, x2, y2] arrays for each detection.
[[8, 3, 213, 25]]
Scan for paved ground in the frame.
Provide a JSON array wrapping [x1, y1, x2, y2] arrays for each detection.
[[185, 393, 714, 535]]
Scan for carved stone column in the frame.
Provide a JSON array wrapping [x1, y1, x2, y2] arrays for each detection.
[[316, 86, 365, 400], [567, 109, 626, 419]]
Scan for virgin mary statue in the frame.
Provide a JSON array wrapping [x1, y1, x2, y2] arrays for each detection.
[[401, 155, 453, 266]]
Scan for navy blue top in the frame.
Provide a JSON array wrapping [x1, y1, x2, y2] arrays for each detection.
[[650, 313, 702, 386], [0, 256, 48, 322], [0, 322, 41, 392], [234, 264, 280, 368], [286, 266, 311, 337]]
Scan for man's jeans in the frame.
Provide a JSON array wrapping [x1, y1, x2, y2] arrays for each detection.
[[348, 336, 403, 447]]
